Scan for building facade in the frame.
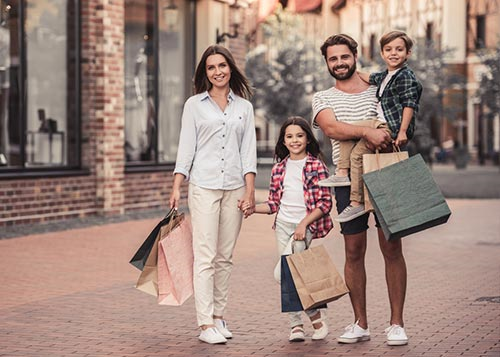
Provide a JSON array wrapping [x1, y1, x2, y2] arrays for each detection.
[[0, 0, 253, 227]]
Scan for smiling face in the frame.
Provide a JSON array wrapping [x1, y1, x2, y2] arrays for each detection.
[[283, 124, 309, 160], [326, 44, 357, 80], [205, 54, 231, 90], [381, 37, 411, 71]]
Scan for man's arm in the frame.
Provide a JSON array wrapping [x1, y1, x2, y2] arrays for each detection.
[[315, 108, 392, 149]]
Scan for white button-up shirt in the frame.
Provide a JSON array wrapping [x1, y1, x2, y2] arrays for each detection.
[[174, 90, 257, 190]]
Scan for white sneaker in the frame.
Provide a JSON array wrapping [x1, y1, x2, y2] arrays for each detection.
[[289, 326, 305, 342], [214, 319, 233, 339], [199, 327, 227, 344], [311, 318, 329, 340], [385, 324, 408, 346], [337, 320, 370, 344]]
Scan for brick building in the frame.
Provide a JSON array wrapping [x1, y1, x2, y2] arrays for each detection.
[[0, 0, 254, 227]]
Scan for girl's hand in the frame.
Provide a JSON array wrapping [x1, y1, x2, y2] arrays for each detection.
[[293, 222, 308, 241]]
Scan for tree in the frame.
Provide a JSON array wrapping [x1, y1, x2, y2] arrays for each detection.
[[246, 6, 329, 125]]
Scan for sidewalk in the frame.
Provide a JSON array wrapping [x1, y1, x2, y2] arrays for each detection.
[[1, 199, 499, 356]]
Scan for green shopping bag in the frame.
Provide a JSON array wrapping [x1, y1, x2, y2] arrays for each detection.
[[363, 154, 451, 240]]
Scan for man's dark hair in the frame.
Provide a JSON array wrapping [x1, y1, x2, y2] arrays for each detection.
[[320, 33, 358, 59]]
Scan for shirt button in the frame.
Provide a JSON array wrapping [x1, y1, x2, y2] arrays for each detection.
[[222, 158, 224, 161], [221, 170, 224, 173], [222, 147, 224, 149], [224, 113, 227, 115], [223, 135, 225, 137], [223, 122, 226, 125]]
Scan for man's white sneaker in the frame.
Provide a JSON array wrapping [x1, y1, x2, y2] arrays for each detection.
[[385, 324, 408, 346], [337, 320, 370, 344], [214, 319, 233, 339], [199, 327, 227, 344]]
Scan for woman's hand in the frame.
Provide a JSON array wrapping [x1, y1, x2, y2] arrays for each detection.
[[169, 188, 181, 210]]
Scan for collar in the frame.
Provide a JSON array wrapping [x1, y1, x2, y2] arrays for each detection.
[[200, 89, 236, 102]]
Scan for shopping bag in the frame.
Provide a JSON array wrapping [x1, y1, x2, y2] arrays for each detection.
[[157, 216, 194, 305], [280, 254, 304, 312], [129, 208, 176, 271], [363, 154, 451, 241], [135, 212, 184, 296], [286, 245, 349, 310], [363, 149, 408, 212]]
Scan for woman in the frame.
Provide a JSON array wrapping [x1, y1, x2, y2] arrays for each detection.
[[169, 45, 257, 344]]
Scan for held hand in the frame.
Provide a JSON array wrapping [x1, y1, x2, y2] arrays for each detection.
[[365, 127, 392, 151], [395, 131, 408, 147]]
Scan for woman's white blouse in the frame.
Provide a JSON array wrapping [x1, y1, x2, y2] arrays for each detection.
[[174, 90, 257, 190]]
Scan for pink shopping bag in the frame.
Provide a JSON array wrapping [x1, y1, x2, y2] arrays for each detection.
[[157, 216, 194, 305]]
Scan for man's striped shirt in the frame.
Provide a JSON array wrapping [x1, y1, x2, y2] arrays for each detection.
[[312, 86, 379, 164]]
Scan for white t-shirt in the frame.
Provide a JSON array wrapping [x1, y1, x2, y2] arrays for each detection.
[[376, 68, 401, 122], [277, 157, 307, 224], [312, 86, 379, 164]]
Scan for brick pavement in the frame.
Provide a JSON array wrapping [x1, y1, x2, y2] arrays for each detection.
[[1, 199, 499, 357]]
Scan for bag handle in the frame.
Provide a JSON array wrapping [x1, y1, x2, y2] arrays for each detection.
[[375, 144, 405, 171], [290, 234, 311, 253]]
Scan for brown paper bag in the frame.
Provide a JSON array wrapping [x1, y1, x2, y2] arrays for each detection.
[[135, 212, 184, 297], [286, 245, 349, 310], [363, 150, 409, 211]]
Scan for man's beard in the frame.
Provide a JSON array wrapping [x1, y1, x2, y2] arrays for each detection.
[[328, 62, 356, 80]]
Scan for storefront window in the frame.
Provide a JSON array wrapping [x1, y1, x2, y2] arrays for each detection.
[[0, 0, 79, 169], [124, 0, 194, 165]]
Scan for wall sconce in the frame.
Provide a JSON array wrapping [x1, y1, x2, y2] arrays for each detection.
[[163, 0, 179, 32], [216, 0, 242, 44]]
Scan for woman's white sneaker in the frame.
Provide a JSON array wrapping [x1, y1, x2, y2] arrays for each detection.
[[385, 324, 408, 346], [337, 320, 370, 343], [214, 319, 233, 339], [199, 327, 227, 344]]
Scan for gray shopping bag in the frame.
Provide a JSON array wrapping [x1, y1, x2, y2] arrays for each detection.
[[363, 154, 451, 240]]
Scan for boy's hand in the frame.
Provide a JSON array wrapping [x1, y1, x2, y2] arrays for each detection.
[[395, 131, 408, 147]]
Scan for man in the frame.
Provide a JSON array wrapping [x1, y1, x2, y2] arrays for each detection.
[[312, 34, 409, 346]]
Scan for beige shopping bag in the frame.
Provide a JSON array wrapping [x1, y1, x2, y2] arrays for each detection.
[[286, 245, 349, 310], [135, 212, 184, 297], [363, 149, 408, 211], [157, 216, 194, 305]]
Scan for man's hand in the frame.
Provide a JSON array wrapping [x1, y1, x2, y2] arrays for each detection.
[[364, 127, 392, 151]]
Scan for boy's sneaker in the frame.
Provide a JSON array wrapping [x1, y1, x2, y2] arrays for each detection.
[[337, 320, 370, 344], [214, 318, 233, 339], [385, 324, 408, 346], [199, 327, 227, 344], [289, 326, 305, 342], [318, 175, 351, 187], [335, 204, 366, 223]]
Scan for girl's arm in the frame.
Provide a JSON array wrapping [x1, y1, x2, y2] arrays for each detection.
[[253, 203, 271, 214]]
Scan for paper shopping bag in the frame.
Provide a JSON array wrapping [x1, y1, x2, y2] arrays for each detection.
[[280, 255, 304, 312], [363, 154, 451, 241], [157, 216, 194, 306], [129, 208, 176, 271], [286, 245, 349, 310], [363, 150, 408, 212], [135, 212, 184, 296]]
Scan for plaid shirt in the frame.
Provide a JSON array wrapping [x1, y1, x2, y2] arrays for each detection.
[[370, 64, 423, 140], [266, 153, 333, 239]]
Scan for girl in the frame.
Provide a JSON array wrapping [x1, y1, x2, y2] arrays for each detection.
[[169, 45, 257, 345], [245, 116, 333, 342]]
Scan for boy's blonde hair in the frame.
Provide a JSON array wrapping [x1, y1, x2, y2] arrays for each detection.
[[379, 31, 414, 52]]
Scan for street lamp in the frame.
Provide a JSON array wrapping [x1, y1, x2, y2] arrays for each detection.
[[163, 0, 179, 32], [216, 0, 242, 44]]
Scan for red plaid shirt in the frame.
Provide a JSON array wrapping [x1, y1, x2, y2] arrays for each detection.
[[266, 153, 333, 239]]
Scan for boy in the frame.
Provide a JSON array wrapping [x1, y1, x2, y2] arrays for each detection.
[[321, 30, 423, 223]]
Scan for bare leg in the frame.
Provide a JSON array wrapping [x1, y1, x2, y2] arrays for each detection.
[[378, 228, 406, 326], [344, 231, 368, 329]]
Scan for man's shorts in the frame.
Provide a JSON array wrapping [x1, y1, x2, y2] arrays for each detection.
[[335, 186, 380, 236]]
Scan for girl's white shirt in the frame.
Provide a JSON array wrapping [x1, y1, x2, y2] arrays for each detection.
[[277, 156, 307, 224]]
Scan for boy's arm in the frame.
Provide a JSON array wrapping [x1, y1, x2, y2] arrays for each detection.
[[358, 71, 370, 84], [395, 107, 414, 147]]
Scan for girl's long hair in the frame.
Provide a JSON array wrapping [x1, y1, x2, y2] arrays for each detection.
[[274, 116, 323, 162], [193, 45, 253, 100]]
